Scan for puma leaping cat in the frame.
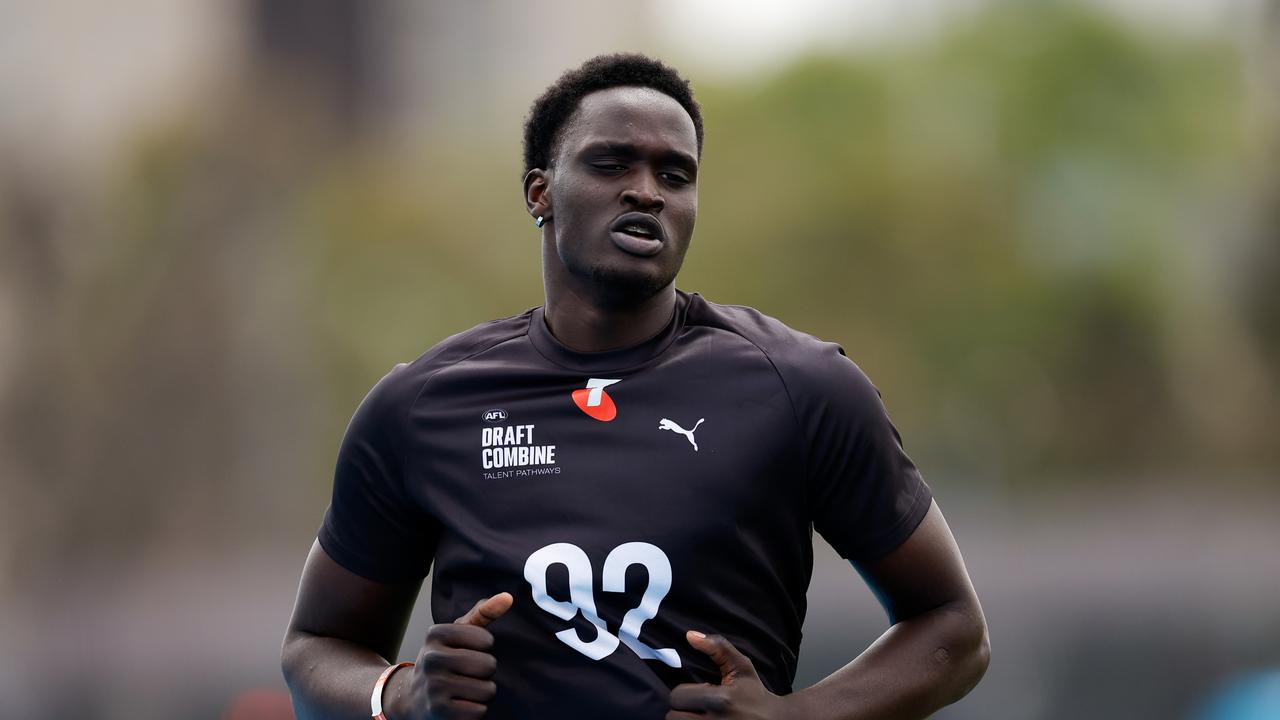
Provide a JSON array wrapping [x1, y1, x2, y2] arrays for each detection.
[[658, 418, 705, 451]]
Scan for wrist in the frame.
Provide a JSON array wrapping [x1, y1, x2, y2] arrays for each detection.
[[780, 688, 824, 720], [373, 662, 415, 720]]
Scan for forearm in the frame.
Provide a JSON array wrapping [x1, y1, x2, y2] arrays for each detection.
[[790, 600, 990, 720], [281, 629, 391, 720]]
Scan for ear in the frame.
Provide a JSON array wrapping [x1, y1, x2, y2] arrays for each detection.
[[523, 168, 551, 223]]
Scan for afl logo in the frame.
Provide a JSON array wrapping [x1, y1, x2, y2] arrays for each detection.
[[572, 378, 621, 422], [482, 409, 508, 423]]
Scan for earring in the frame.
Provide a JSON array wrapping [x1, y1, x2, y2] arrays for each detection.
[[535, 216, 546, 228]]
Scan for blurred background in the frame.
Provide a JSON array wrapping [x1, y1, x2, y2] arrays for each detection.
[[2, 0, 1278, 718]]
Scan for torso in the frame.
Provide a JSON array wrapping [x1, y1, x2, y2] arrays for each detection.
[[412, 294, 812, 716], [320, 290, 932, 718]]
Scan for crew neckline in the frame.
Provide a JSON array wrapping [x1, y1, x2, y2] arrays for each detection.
[[528, 290, 691, 373]]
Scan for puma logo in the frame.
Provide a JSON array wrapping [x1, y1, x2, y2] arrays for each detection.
[[658, 418, 705, 452]]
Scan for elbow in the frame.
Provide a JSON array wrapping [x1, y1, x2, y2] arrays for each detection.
[[280, 628, 308, 690], [280, 631, 296, 687], [944, 603, 990, 704], [966, 619, 991, 691]]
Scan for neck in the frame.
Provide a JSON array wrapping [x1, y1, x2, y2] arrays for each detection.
[[542, 253, 677, 354]]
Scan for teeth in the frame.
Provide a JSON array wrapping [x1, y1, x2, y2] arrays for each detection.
[[623, 224, 652, 236]]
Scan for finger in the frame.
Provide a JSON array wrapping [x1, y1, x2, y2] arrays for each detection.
[[434, 674, 498, 703], [421, 646, 499, 679], [670, 682, 728, 712], [426, 623, 495, 652], [686, 631, 758, 685], [455, 591, 514, 628], [445, 697, 488, 720]]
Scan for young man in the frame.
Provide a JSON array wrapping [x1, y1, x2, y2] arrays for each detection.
[[282, 54, 989, 719]]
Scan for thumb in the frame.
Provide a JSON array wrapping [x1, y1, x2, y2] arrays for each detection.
[[454, 592, 514, 628], [686, 631, 758, 685]]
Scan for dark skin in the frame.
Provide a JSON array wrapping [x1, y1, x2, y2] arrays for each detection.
[[281, 85, 989, 719], [665, 502, 989, 719], [526, 86, 699, 351]]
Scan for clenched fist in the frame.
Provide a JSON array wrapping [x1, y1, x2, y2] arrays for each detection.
[[384, 592, 513, 720]]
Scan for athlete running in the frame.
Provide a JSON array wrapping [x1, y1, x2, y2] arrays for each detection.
[[282, 53, 989, 719]]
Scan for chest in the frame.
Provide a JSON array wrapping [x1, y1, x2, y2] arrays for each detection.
[[403, 352, 804, 550]]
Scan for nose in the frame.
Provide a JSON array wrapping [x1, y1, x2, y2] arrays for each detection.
[[621, 182, 665, 213]]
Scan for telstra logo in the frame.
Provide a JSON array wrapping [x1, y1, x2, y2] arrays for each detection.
[[572, 378, 621, 421]]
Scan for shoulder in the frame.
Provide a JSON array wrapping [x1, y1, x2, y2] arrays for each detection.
[[684, 293, 878, 401], [360, 309, 534, 420], [403, 309, 533, 377]]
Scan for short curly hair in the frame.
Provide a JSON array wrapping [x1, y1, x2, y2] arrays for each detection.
[[521, 53, 703, 175]]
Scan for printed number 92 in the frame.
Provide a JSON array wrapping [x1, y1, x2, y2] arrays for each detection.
[[522, 541, 681, 668]]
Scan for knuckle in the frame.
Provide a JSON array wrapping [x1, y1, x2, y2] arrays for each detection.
[[424, 623, 456, 647], [420, 648, 456, 672], [472, 628, 496, 650], [706, 694, 729, 713], [454, 625, 494, 649], [472, 653, 498, 678]]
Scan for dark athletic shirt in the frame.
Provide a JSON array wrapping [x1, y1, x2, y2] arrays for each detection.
[[318, 290, 932, 718]]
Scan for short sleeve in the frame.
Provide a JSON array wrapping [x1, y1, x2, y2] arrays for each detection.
[[790, 345, 932, 562], [317, 364, 440, 583]]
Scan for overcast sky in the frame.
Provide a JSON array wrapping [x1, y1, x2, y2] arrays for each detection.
[[0, 0, 1268, 170], [653, 0, 1267, 76]]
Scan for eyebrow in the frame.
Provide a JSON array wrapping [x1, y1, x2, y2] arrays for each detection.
[[579, 141, 698, 173]]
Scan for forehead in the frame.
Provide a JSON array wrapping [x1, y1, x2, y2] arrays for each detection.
[[556, 86, 698, 160]]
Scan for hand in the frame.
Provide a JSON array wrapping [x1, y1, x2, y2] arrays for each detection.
[[386, 592, 514, 720], [668, 631, 791, 719]]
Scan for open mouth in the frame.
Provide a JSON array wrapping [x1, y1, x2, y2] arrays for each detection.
[[609, 213, 665, 257]]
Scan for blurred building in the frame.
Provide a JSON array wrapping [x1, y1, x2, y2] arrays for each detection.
[[1, 1, 1277, 719]]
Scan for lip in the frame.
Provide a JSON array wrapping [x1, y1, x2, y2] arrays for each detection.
[[609, 212, 666, 257]]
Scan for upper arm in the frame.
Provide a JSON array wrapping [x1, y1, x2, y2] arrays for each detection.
[[853, 500, 982, 625], [319, 365, 440, 584], [784, 343, 933, 562], [285, 539, 423, 662], [285, 366, 439, 660]]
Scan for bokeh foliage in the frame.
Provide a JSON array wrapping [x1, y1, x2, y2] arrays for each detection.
[[2, 3, 1277, 717], [7, 0, 1272, 572], [292, 1, 1275, 486], [683, 3, 1271, 479]]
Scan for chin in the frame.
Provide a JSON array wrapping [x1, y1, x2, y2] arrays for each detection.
[[585, 262, 675, 305]]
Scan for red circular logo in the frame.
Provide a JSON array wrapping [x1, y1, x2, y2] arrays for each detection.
[[572, 388, 617, 421]]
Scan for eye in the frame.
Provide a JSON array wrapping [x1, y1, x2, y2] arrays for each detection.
[[590, 162, 627, 173], [660, 171, 692, 186]]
